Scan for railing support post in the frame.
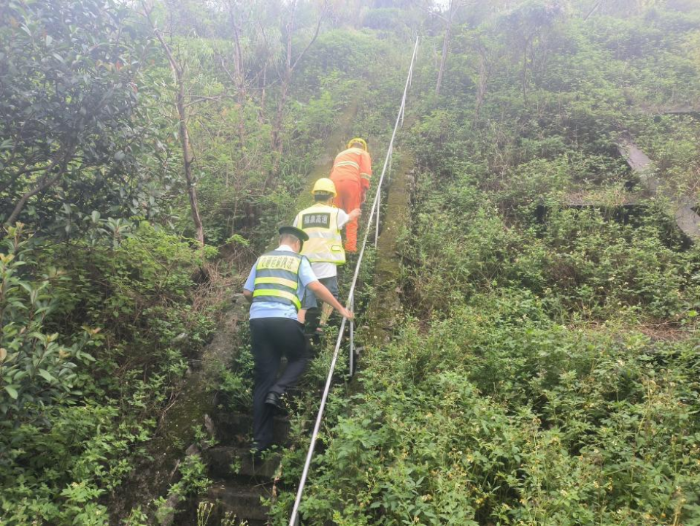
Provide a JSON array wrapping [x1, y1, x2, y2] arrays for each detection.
[[349, 295, 355, 377], [375, 186, 381, 245]]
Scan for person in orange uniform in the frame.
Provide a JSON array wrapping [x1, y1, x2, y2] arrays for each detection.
[[329, 138, 372, 252]]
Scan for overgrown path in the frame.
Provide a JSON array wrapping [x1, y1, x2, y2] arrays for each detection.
[[109, 97, 362, 525], [293, 99, 361, 212], [184, 98, 364, 525], [617, 133, 700, 242], [200, 105, 419, 524], [268, 98, 361, 252]]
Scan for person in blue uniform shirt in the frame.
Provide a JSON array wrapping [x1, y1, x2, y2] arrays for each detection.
[[243, 226, 353, 455]]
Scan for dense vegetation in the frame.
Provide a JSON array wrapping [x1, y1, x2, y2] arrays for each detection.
[[1, 0, 700, 524], [0, 0, 380, 522], [275, 2, 700, 525]]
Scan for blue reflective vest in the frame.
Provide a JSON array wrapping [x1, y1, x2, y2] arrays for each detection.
[[252, 250, 304, 310]]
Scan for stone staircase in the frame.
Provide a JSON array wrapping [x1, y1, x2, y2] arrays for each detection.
[[201, 412, 291, 525]]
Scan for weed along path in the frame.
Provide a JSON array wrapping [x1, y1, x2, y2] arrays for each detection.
[[111, 295, 250, 524], [266, 99, 360, 251]]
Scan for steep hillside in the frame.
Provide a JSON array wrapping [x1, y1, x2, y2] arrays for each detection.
[[277, 4, 700, 525], [2, 2, 700, 526]]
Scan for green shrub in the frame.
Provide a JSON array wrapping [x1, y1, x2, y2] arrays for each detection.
[[0, 223, 214, 524], [0, 225, 91, 420], [291, 296, 700, 525]]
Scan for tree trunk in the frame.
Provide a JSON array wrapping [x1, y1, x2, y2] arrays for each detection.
[[270, 73, 290, 182], [259, 63, 267, 123], [175, 78, 205, 246], [584, 0, 603, 21], [475, 49, 489, 121], [436, 19, 451, 95], [269, 0, 326, 180], [230, 13, 246, 147], [436, 0, 457, 96], [521, 42, 529, 103], [270, 0, 296, 169], [5, 156, 70, 226], [145, 7, 205, 246]]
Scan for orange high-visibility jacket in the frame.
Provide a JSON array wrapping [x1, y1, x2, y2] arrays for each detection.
[[330, 147, 372, 193]]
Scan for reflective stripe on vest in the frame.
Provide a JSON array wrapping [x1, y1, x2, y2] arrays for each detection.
[[299, 204, 346, 265], [252, 288, 301, 309], [333, 148, 364, 170], [336, 160, 360, 169], [252, 250, 303, 310], [254, 276, 299, 290]]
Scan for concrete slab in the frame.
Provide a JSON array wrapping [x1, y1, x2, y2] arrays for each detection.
[[617, 133, 699, 242]]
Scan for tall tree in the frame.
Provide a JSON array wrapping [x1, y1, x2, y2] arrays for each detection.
[[143, 2, 205, 246], [219, 0, 250, 147], [436, 0, 462, 96], [501, 1, 564, 103], [472, 36, 494, 120], [268, 0, 329, 180]]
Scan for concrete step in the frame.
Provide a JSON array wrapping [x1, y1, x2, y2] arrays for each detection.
[[215, 412, 291, 446], [204, 480, 272, 524], [205, 446, 281, 480]]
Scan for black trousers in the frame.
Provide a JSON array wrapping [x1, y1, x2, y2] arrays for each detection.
[[249, 317, 308, 450]]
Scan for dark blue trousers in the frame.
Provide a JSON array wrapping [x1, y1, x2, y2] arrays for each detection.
[[249, 317, 308, 451]]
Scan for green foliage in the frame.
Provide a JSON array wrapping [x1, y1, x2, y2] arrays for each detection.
[[0, 0, 162, 231], [0, 221, 213, 523], [631, 115, 700, 198], [293, 296, 700, 525], [0, 225, 91, 420], [362, 8, 409, 33], [404, 158, 699, 321], [154, 454, 211, 524], [298, 30, 381, 88], [218, 345, 254, 413], [1, 403, 152, 525]]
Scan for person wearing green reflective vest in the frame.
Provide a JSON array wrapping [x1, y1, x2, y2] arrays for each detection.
[[243, 226, 353, 455], [293, 178, 361, 333]]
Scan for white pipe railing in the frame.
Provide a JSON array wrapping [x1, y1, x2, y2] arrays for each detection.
[[288, 36, 419, 526]]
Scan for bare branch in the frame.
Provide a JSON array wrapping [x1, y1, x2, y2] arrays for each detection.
[[258, 23, 283, 81], [584, 0, 603, 21], [5, 151, 72, 226], [290, 0, 328, 73], [142, 1, 182, 78], [184, 94, 231, 108], [141, 0, 204, 246]]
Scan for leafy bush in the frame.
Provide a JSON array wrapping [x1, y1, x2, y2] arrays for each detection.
[[1, 404, 151, 525], [0, 225, 92, 419], [293, 295, 700, 525], [0, 223, 214, 524]]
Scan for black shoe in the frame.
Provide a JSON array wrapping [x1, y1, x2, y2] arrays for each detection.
[[264, 391, 282, 410]]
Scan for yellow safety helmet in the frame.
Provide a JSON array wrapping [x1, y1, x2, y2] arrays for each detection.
[[347, 137, 368, 151], [311, 177, 337, 197]]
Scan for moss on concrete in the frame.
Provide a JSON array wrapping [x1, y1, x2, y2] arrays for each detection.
[[365, 151, 414, 345]]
